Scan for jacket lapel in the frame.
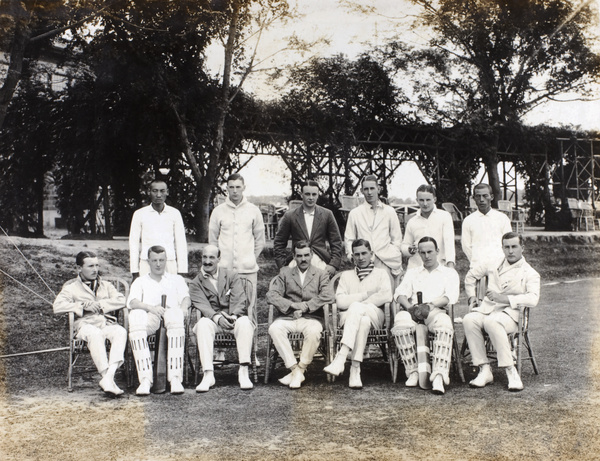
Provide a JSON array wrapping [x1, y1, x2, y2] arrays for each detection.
[[293, 207, 310, 240]]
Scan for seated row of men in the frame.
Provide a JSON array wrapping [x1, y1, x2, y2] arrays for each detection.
[[53, 229, 539, 397]]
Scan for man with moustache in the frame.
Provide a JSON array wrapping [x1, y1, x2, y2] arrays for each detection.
[[267, 241, 333, 389], [402, 184, 455, 270], [273, 180, 342, 278], [53, 251, 127, 396], [128, 246, 190, 396], [344, 175, 403, 280], [189, 244, 255, 392], [129, 179, 188, 278], [392, 237, 459, 395]]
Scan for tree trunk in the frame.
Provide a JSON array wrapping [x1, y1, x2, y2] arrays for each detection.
[[35, 172, 44, 237], [0, 0, 30, 131], [196, 182, 213, 243], [483, 131, 501, 208]]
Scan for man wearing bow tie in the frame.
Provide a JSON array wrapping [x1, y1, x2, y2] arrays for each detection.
[[189, 244, 255, 392], [267, 241, 333, 389], [53, 251, 127, 396], [273, 180, 342, 278]]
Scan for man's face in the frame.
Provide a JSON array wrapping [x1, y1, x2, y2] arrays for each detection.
[[149, 182, 168, 208], [78, 257, 99, 281], [352, 244, 373, 269], [418, 241, 439, 270], [473, 186, 493, 214], [417, 191, 436, 214], [148, 251, 167, 275], [301, 185, 319, 209], [361, 180, 379, 205], [227, 179, 245, 205], [202, 245, 220, 275], [502, 237, 523, 264], [293, 246, 312, 272]]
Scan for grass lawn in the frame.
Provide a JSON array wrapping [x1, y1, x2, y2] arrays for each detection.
[[0, 235, 599, 460]]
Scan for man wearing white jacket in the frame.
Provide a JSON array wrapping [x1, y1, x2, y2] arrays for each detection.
[[209, 173, 265, 309]]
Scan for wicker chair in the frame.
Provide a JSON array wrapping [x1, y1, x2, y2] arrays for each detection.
[[66, 276, 130, 392]]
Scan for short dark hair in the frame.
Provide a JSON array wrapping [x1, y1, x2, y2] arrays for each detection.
[[416, 184, 436, 196], [352, 239, 372, 251], [293, 240, 312, 254], [149, 179, 168, 189], [502, 231, 523, 246], [148, 245, 167, 257], [302, 180, 320, 190], [76, 251, 97, 266], [418, 236, 439, 251], [227, 173, 245, 184], [361, 175, 378, 187], [473, 183, 493, 195]]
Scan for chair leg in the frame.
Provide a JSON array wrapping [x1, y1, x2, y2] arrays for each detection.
[[264, 336, 273, 384], [251, 336, 259, 383], [68, 349, 74, 392], [523, 332, 540, 375]]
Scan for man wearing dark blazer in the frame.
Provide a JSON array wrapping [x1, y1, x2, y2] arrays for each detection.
[[273, 180, 343, 278], [189, 244, 254, 392], [267, 241, 334, 389]]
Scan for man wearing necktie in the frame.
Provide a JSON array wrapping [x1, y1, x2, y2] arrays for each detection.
[[267, 241, 333, 389], [189, 244, 255, 392], [53, 251, 127, 396], [273, 180, 343, 278], [463, 232, 540, 391]]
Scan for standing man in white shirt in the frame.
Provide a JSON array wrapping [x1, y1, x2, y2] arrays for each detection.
[[129, 179, 188, 279], [209, 173, 265, 310], [401, 184, 455, 270], [461, 183, 512, 268], [344, 175, 403, 281]]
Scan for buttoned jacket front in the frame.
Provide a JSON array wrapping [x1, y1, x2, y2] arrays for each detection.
[[273, 205, 343, 269]]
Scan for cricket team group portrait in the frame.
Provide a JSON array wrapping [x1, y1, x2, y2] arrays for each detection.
[[53, 174, 539, 398], [2, 0, 600, 459]]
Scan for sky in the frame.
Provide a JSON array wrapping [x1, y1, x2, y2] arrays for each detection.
[[205, 0, 600, 199]]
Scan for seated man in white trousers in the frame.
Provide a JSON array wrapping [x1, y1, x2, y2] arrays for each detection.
[[324, 239, 393, 389], [463, 232, 540, 391], [391, 236, 459, 395], [266, 241, 333, 389], [189, 244, 255, 392], [53, 251, 127, 396], [128, 246, 190, 396]]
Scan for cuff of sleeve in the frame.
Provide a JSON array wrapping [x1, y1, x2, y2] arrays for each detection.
[[212, 314, 222, 325], [507, 296, 519, 309]]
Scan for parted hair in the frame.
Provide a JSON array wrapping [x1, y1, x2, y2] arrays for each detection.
[[293, 240, 312, 254], [418, 236, 439, 251], [351, 238, 372, 251], [148, 245, 167, 257], [502, 231, 523, 246], [416, 184, 436, 196], [76, 251, 97, 266], [227, 173, 245, 184]]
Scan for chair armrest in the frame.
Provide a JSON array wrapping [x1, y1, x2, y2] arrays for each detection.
[[384, 303, 391, 328], [267, 304, 274, 326], [68, 312, 75, 341]]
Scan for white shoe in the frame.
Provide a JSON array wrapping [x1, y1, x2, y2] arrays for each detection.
[[405, 372, 419, 387], [289, 368, 305, 389], [170, 378, 184, 395], [136, 378, 152, 396], [469, 365, 494, 388], [196, 373, 216, 393], [432, 374, 445, 395], [349, 366, 362, 389], [506, 366, 523, 392], [323, 355, 346, 377], [239, 366, 253, 390], [279, 369, 306, 386], [99, 376, 124, 396]]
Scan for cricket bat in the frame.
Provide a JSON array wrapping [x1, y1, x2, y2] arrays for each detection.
[[152, 294, 168, 394], [415, 291, 431, 389]]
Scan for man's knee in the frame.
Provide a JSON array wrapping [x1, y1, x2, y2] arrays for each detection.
[[164, 308, 184, 330], [194, 317, 214, 336], [393, 311, 414, 330], [128, 309, 148, 332], [303, 321, 323, 341], [268, 320, 285, 337], [77, 324, 102, 343], [462, 313, 479, 331]]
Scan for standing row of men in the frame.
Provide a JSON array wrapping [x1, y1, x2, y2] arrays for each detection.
[[53, 173, 539, 396]]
